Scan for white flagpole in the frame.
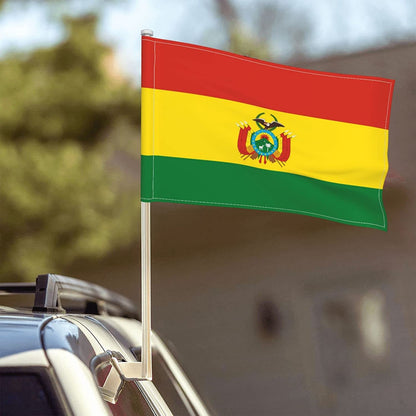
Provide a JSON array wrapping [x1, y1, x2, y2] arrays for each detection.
[[141, 28, 154, 380], [141, 201, 152, 379]]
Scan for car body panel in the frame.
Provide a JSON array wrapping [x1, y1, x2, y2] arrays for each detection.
[[46, 348, 112, 416], [0, 349, 49, 367]]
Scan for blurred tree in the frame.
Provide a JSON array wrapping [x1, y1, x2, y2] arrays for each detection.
[[210, 0, 312, 61], [211, 0, 274, 61], [0, 14, 139, 145], [0, 140, 137, 280], [0, 13, 140, 281]]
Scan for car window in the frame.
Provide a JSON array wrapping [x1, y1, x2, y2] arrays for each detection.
[[0, 369, 65, 416], [151, 351, 198, 416], [105, 381, 157, 416]]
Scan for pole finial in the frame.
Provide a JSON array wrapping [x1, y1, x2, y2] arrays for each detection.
[[141, 29, 154, 37]]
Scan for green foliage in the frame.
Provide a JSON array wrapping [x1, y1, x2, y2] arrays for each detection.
[[0, 15, 140, 145], [0, 14, 140, 281], [0, 140, 138, 281]]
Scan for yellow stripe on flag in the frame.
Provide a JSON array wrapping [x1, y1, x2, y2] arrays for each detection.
[[142, 88, 388, 190]]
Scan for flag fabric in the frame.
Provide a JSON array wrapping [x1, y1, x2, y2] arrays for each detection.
[[141, 37, 394, 230]]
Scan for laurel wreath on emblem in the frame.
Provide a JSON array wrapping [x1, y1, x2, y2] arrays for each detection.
[[236, 112, 296, 166]]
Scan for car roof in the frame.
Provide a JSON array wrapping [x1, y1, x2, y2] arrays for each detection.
[[0, 275, 144, 369], [0, 274, 142, 356], [0, 310, 143, 357], [0, 312, 48, 358]]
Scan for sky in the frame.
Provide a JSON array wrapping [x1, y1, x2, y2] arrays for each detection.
[[0, 0, 415, 82]]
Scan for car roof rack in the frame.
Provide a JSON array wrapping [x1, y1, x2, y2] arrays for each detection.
[[0, 274, 138, 319], [0, 282, 36, 294]]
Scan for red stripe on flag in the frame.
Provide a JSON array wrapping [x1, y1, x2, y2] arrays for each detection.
[[142, 37, 394, 130]]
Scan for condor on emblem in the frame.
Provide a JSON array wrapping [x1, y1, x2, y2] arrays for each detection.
[[236, 113, 296, 166]]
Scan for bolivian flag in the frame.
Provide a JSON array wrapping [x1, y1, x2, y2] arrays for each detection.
[[141, 37, 394, 230]]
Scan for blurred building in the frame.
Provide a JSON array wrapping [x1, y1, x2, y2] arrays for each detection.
[[69, 41, 416, 416]]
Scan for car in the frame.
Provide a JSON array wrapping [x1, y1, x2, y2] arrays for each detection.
[[0, 274, 214, 416]]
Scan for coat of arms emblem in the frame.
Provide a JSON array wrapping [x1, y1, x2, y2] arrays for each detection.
[[237, 113, 295, 166]]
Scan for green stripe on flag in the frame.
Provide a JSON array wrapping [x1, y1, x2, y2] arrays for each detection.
[[141, 155, 386, 230]]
